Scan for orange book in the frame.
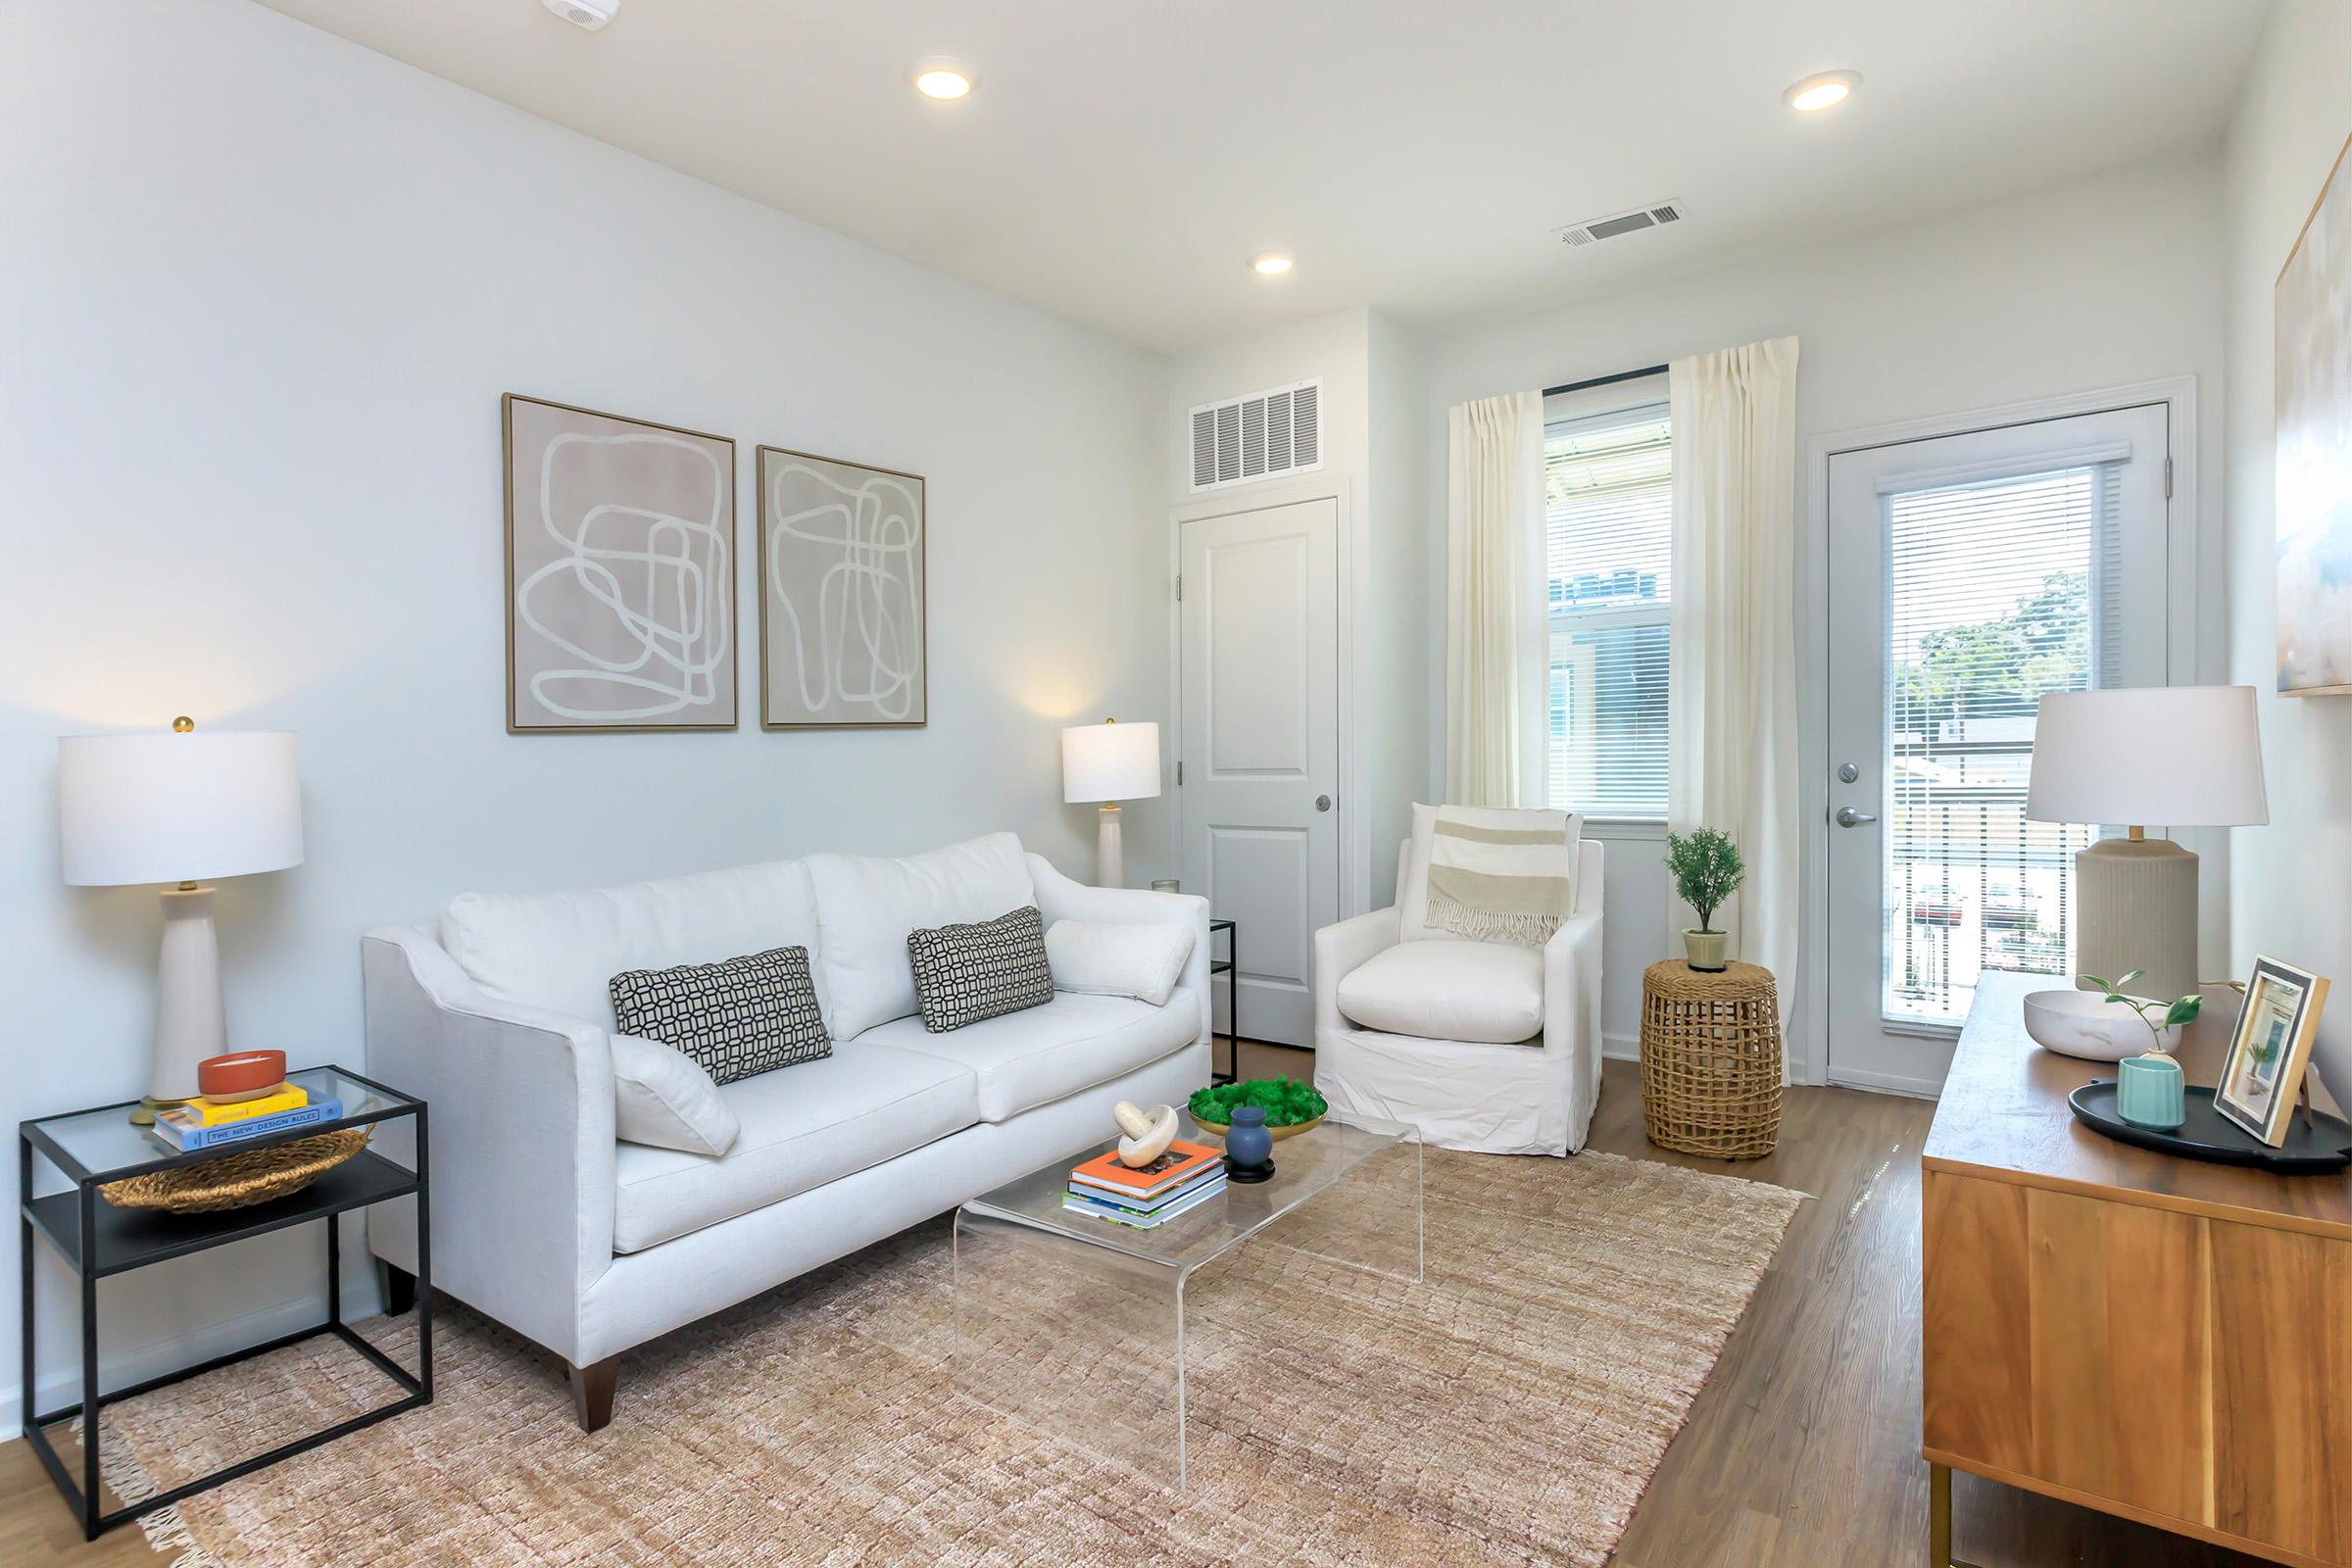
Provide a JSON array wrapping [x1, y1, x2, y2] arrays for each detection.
[[1070, 1141, 1222, 1198]]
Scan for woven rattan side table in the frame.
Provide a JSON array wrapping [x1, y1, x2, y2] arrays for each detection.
[[1640, 959, 1783, 1159]]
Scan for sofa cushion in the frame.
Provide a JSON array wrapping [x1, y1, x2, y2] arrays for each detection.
[[1335, 939, 1545, 1045], [609, 946, 830, 1084], [1046, 919, 1196, 1006], [863, 992, 1197, 1123], [440, 859, 825, 1030], [805, 833, 1036, 1040], [611, 1034, 741, 1157], [611, 1040, 979, 1253]]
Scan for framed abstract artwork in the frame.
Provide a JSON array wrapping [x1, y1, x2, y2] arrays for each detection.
[[504, 395, 738, 733], [757, 445, 927, 729], [2275, 130, 2352, 695]]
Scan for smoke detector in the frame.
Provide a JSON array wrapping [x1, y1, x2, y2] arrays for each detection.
[[541, 0, 617, 30], [1554, 199, 1686, 248]]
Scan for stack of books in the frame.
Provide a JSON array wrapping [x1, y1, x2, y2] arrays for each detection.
[[1063, 1141, 1226, 1229], [155, 1082, 345, 1152]]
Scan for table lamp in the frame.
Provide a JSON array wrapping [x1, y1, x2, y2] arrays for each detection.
[[58, 718, 304, 1123], [1061, 718, 1160, 887], [2025, 686, 2266, 1004]]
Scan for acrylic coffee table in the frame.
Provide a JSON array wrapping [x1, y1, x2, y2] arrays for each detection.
[[951, 1109, 1422, 1489]]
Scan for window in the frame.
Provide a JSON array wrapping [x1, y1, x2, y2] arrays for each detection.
[[1544, 403, 1671, 819]]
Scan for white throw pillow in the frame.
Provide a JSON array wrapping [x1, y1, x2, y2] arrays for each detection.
[[611, 1033, 741, 1157], [1045, 919, 1196, 1007], [804, 833, 1038, 1040], [1396, 803, 1584, 943]]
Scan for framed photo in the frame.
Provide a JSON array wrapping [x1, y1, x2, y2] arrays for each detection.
[[756, 445, 927, 729], [505, 395, 738, 733], [2215, 956, 2330, 1147]]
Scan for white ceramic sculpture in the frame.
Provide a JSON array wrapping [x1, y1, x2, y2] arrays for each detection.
[[1112, 1100, 1179, 1167]]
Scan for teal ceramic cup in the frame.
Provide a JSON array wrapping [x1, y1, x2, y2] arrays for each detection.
[[2116, 1053, 2185, 1130]]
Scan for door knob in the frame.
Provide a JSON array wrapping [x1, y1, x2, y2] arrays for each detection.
[[1835, 806, 1877, 827], [1315, 795, 1332, 812]]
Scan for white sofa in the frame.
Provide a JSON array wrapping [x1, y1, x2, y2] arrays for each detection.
[[362, 832, 1210, 1431], [1312, 839, 1604, 1156]]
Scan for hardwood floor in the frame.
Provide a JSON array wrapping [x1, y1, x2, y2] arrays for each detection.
[[1, 1044, 2269, 1567]]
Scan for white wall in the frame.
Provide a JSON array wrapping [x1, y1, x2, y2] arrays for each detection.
[[2221, 0, 2352, 1111], [1419, 153, 2230, 1065], [0, 0, 1168, 1429]]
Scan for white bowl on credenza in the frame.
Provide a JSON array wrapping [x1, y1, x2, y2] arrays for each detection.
[[2022, 989, 2180, 1060]]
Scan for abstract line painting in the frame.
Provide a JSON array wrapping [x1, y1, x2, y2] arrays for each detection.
[[505, 396, 737, 732], [758, 446, 927, 728]]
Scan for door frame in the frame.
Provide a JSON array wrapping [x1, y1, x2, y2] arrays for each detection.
[[1797, 376, 2204, 1092], [1168, 476, 1362, 922]]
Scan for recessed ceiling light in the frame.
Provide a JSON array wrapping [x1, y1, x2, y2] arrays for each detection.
[[541, 0, 617, 29], [1250, 252, 1296, 276], [911, 57, 976, 101], [1783, 70, 1861, 113]]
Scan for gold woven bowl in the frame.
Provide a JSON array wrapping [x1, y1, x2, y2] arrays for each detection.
[[1190, 1113, 1323, 1143], [100, 1127, 371, 1215]]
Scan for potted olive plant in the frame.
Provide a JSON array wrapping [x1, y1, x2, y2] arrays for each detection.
[[1665, 828, 1744, 972]]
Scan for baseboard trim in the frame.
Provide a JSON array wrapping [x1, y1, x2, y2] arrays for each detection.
[[1602, 1031, 1639, 1061], [1, 1258, 387, 1438], [1826, 1065, 1943, 1100]]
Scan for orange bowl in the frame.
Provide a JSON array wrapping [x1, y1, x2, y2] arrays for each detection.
[[198, 1050, 287, 1102]]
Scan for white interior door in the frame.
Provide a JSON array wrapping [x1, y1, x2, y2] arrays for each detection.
[[1178, 497, 1340, 1049], [1825, 403, 2171, 1093]]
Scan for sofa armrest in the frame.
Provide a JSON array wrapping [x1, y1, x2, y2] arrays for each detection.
[[1026, 854, 1212, 1046], [1314, 906, 1400, 1035], [362, 925, 616, 1365]]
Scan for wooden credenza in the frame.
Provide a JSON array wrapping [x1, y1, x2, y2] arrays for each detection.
[[1923, 974, 2352, 1568]]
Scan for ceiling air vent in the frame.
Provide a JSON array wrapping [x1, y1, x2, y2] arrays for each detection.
[[1555, 199, 1686, 247], [1190, 377, 1322, 494]]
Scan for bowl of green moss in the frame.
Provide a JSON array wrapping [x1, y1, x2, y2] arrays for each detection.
[[1188, 1077, 1328, 1141]]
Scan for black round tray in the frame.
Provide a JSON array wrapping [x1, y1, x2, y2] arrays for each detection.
[[2067, 1081, 2352, 1174]]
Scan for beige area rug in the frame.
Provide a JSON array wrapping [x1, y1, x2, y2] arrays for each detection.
[[99, 1148, 1801, 1568]]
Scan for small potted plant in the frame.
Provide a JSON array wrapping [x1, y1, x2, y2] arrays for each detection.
[[1665, 828, 1743, 972], [2083, 970, 2200, 1130]]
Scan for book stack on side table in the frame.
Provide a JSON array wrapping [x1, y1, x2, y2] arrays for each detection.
[[153, 1081, 346, 1152], [1064, 1141, 1226, 1229]]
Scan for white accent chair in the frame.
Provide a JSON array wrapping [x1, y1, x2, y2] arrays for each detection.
[[1312, 838, 1604, 1155]]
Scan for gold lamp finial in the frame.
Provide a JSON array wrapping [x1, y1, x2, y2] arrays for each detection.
[[172, 715, 194, 733]]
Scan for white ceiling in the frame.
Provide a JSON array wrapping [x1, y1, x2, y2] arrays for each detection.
[[254, 0, 2269, 355]]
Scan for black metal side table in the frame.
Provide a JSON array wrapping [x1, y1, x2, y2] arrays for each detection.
[[19, 1064, 431, 1540], [1209, 917, 1240, 1085]]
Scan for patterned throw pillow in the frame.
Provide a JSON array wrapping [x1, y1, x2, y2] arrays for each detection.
[[906, 906, 1054, 1032], [608, 946, 830, 1085]]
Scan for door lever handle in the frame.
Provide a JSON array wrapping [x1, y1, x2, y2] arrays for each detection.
[[1835, 806, 1878, 828]]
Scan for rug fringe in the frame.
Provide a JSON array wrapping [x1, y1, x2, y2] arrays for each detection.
[[74, 1400, 229, 1567]]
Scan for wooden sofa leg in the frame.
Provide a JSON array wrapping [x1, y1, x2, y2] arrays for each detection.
[[569, 1355, 620, 1433], [379, 1261, 418, 1317]]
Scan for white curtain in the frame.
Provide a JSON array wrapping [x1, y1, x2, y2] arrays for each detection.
[[1666, 337, 1801, 999], [1445, 390, 1546, 808]]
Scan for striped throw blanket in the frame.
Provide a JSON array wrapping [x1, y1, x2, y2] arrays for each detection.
[[1424, 805, 1579, 946]]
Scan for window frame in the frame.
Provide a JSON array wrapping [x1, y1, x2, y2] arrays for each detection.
[[1543, 385, 1673, 828]]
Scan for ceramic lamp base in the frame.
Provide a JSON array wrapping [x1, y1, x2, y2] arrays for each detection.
[[1095, 803, 1124, 888], [146, 885, 229, 1118], [2076, 835, 2197, 1006]]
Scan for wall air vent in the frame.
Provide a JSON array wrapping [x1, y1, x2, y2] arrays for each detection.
[[1555, 199, 1686, 247], [1189, 377, 1322, 493]]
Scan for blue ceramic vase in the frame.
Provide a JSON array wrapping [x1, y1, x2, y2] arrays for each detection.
[[1225, 1104, 1275, 1183], [2116, 1053, 2185, 1130]]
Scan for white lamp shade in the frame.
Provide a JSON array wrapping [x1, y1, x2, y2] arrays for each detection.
[[2026, 686, 2268, 827], [1061, 719, 1161, 804], [59, 729, 305, 886]]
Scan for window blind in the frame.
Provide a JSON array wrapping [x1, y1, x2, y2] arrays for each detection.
[[1882, 465, 2113, 1026], [1544, 411, 1671, 819]]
